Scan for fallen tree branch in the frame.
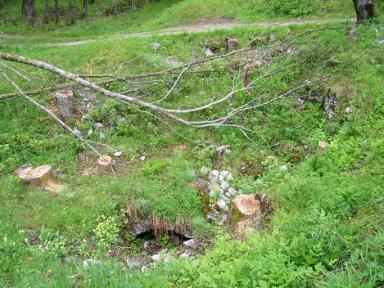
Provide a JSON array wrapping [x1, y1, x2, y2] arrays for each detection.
[[0, 69, 102, 157]]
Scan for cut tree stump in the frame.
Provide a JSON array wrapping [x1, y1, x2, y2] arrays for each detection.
[[226, 38, 239, 52], [233, 194, 261, 216], [15, 164, 65, 193], [97, 155, 113, 175], [18, 164, 52, 187], [55, 87, 75, 120]]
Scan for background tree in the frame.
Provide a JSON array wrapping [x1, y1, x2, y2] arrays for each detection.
[[21, 0, 36, 26], [54, 0, 59, 24], [44, 0, 50, 24], [82, 0, 89, 19], [353, 0, 374, 24]]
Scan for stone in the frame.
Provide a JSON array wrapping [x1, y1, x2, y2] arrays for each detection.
[[215, 145, 231, 154], [220, 170, 230, 179], [227, 187, 237, 196], [93, 122, 104, 130], [140, 155, 146, 162], [183, 239, 201, 250], [234, 195, 260, 216], [150, 42, 161, 50], [377, 40, 384, 45], [318, 141, 329, 150], [209, 170, 219, 181], [345, 107, 352, 113], [131, 219, 152, 236], [205, 48, 214, 57], [220, 181, 230, 191], [279, 165, 288, 172], [200, 166, 210, 176], [216, 199, 229, 211], [180, 250, 193, 258], [114, 151, 123, 157]]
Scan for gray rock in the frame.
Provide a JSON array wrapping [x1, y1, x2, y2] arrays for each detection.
[[131, 219, 152, 236], [279, 165, 288, 172], [377, 40, 384, 45], [93, 122, 104, 130], [205, 48, 214, 57], [220, 181, 230, 191], [209, 170, 219, 181], [216, 199, 229, 211], [151, 249, 172, 263], [227, 187, 237, 196], [114, 151, 123, 157], [220, 171, 230, 179], [180, 250, 193, 258], [150, 42, 161, 50], [183, 239, 201, 250], [345, 107, 352, 113], [215, 145, 231, 154]]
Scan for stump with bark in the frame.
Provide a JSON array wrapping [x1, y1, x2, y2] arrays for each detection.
[[353, 0, 374, 24], [97, 155, 113, 175], [55, 88, 75, 120]]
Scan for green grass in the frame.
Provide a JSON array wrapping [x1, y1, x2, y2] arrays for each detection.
[[0, 0, 355, 37], [0, 11, 384, 288]]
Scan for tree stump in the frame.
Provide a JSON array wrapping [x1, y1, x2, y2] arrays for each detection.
[[97, 155, 113, 175], [226, 38, 239, 52], [18, 164, 52, 188], [55, 88, 75, 120], [233, 195, 261, 217]]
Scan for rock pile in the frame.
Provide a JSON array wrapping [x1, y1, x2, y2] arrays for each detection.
[[199, 166, 241, 221]]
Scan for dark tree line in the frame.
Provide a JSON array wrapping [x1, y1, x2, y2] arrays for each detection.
[[22, 0, 92, 26], [20, 0, 375, 27]]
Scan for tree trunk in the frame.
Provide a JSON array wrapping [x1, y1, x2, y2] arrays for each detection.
[[22, 0, 36, 26], [54, 0, 59, 24], [44, 0, 50, 24], [353, 0, 374, 24], [82, 0, 88, 18]]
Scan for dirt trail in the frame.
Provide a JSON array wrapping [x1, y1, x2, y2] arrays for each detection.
[[1, 18, 351, 47]]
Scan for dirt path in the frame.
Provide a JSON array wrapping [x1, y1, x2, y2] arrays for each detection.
[[1, 18, 351, 47]]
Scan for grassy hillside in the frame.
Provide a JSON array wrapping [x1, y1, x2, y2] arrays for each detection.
[[0, 0, 355, 37], [0, 2, 384, 288]]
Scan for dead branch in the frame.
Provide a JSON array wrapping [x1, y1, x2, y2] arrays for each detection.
[[0, 69, 102, 157]]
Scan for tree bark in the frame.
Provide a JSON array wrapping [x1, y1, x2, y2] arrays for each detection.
[[82, 0, 89, 18], [22, 0, 36, 26], [44, 0, 50, 24], [54, 0, 59, 25], [353, 0, 374, 24]]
